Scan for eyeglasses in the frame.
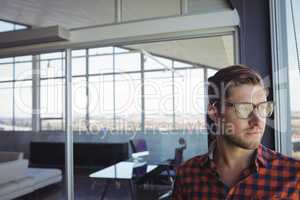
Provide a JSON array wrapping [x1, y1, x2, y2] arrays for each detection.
[[225, 101, 274, 119]]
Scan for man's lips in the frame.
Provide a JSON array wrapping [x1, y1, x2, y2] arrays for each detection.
[[247, 131, 261, 135], [245, 128, 263, 135]]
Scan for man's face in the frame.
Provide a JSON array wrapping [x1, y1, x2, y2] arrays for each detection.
[[221, 84, 267, 150]]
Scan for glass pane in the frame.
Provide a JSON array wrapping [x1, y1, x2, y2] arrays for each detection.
[[72, 56, 86, 76], [174, 68, 205, 130], [15, 62, 32, 80], [115, 52, 141, 72], [144, 55, 173, 70], [73, 77, 87, 131], [40, 79, 64, 118], [40, 52, 64, 60], [89, 55, 113, 74], [207, 68, 218, 77], [14, 24, 27, 30], [72, 49, 86, 57], [115, 73, 141, 131], [89, 75, 114, 132], [114, 47, 129, 53], [0, 57, 13, 64], [41, 119, 63, 131], [15, 55, 32, 62], [0, 63, 13, 81], [0, 21, 14, 32], [0, 83, 13, 130], [144, 71, 173, 131], [89, 47, 113, 55], [174, 60, 193, 68], [14, 81, 32, 130], [40, 59, 64, 78]]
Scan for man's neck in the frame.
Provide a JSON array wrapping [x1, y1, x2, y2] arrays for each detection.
[[214, 138, 255, 170]]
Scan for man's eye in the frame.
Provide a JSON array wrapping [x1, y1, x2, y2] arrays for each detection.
[[236, 104, 253, 117]]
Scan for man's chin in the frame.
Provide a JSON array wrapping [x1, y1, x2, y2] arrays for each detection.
[[239, 142, 260, 150], [224, 135, 261, 150]]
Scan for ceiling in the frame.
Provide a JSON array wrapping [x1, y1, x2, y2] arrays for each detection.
[[125, 35, 234, 68], [0, 0, 236, 68], [0, 0, 232, 29]]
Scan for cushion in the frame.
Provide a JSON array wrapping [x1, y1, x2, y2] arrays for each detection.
[[0, 159, 28, 185], [26, 168, 62, 190], [0, 151, 23, 162], [0, 176, 34, 200]]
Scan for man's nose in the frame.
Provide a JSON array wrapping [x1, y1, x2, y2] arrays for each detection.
[[248, 109, 262, 125]]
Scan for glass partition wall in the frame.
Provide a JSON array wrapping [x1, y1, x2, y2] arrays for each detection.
[[0, 32, 236, 199], [71, 35, 236, 199]]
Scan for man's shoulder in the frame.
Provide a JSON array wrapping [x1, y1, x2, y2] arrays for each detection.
[[176, 153, 209, 174], [261, 145, 300, 169]]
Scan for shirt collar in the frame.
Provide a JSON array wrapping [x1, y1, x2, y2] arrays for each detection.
[[205, 140, 270, 170], [255, 144, 272, 168]]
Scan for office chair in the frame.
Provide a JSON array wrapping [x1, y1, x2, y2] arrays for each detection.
[[158, 138, 186, 200], [130, 138, 148, 153], [129, 138, 154, 185]]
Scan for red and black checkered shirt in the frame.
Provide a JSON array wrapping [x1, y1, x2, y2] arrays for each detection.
[[172, 144, 300, 200]]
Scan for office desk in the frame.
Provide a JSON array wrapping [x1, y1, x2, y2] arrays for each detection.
[[89, 161, 157, 200]]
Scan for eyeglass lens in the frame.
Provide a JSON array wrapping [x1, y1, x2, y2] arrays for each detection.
[[235, 102, 273, 119]]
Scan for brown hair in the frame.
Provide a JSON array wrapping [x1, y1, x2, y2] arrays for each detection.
[[206, 65, 264, 135]]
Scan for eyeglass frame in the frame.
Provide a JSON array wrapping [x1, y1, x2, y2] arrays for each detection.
[[223, 101, 274, 119]]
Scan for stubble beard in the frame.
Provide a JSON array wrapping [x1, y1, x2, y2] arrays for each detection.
[[223, 133, 262, 150]]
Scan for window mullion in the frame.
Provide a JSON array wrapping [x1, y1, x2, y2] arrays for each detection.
[[172, 61, 175, 131], [141, 53, 145, 132], [113, 47, 116, 131], [85, 49, 90, 131], [12, 58, 15, 131]]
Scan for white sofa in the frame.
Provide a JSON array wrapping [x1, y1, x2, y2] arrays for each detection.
[[0, 151, 62, 200]]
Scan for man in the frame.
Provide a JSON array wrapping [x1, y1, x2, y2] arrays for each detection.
[[172, 65, 300, 199]]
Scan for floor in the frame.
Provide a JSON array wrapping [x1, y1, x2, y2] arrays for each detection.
[[16, 171, 172, 200]]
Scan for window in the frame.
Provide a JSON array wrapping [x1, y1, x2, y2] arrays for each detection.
[[0, 60, 13, 81], [89, 75, 114, 131], [0, 55, 32, 131], [15, 60, 32, 80], [0, 83, 13, 130], [72, 77, 87, 131], [40, 78, 64, 130], [72, 36, 233, 132], [72, 50, 86, 76], [0, 21, 14, 32], [145, 55, 172, 70], [115, 73, 141, 131], [14, 81, 32, 130], [115, 52, 141, 72], [40, 52, 64, 78], [144, 70, 173, 130], [89, 54, 113, 74], [174, 68, 205, 130], [0, 35, 234, 133], [40, 52, 65, 131], [207, 68, 218, 77], [287, 0, 300, 158], [0, 20, 28, 32]]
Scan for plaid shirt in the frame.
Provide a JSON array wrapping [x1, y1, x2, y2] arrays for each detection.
[[172, 143, 300, 200]]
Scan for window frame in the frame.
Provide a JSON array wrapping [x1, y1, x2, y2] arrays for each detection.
[[269, 0, 293, 155]]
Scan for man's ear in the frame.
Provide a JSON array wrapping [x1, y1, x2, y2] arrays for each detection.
[[207, 103, 220, 123]]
